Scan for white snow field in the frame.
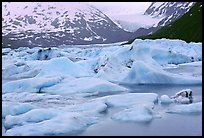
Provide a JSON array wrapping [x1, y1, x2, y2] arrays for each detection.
[[2, 39, 202, 136]]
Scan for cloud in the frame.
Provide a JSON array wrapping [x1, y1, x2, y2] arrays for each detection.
[[88, 2, 152, 14]]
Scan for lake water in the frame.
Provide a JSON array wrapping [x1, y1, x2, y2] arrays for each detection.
[[78, 84, 202, 136]]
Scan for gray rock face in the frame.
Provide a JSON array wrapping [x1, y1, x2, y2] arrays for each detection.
[[2, 2, 133, 48]]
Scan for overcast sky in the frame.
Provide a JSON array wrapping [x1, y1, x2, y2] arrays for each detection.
[[2, 2, 152, 15], [2, 2, 153, 18], [88, 2, 152, 14]]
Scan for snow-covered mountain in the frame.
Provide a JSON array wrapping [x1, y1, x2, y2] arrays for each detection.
[[90, 2, 195, 33], [2, 2, 133, 48], [88, 2, 154, 32], [133, 2, 195, 37], [144, 2, 195, 27]]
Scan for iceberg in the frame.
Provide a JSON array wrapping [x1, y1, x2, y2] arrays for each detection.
[[36, 57, 90, 78], [123, 60, 201, 84], [166, 102, 202, 114], [5, 108, 58, 129], [2, 39, 202, 136], [160, 95, 173, 104], [43, 77, 128, 95], [93, 39, 202, 84], [102, 93, 158, 107], [4, 112, 99, 136], [4, 100, 107, 136], [111, 104, 154, 122], [2, 76, 63, 94]]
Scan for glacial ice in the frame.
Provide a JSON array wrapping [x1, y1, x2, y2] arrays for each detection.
[[2, 39, 202, 136], [103, 93, 158, 107], [160, 95, 173, 104], [2, 76, 63, 94], [4, 112, 99, 136], [166, 102, 202, 114], [2, 102, 34, 119], [4, 108, 58, 129], [36, 57, 90, 78], [123, 60, 201, 84], [4, 100, 108, 136], [42, 77, 127, 95], [111, 104, 154, 122]]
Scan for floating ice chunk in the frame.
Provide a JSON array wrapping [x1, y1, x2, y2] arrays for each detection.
[[171, 89, 193, 104], [99, 39, 202, 84], [123, 61, 202, 84], [4, 112, 99, 136], [173, 96, 192, 104], [2, 76, 63, 93], [160, 89, 194, 105], [111, 104, 154, 122], [166, 102, 202, 114], [96, 55, 130, 82], [2, 92, 75, 109], [36, 57, 90, 78], [43, 77, 127, 95], [63, 100, 107, 114], [103, 93, 158, 107], [160, 95, 173, 104], [5, 108, 58, 129], [4, 99, 108, 136], [171, 89, 193, 98]]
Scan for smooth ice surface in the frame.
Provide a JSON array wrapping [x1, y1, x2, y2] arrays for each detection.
[[102, 93, 158, 107], [166, 102, 202, 114], [111, 104, 154, 122], [160, 95, 173, 104], [43, 77, 128, 95]]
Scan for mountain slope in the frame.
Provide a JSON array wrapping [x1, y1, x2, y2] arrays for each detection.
[[139, 2, 202, 43], [144, 2, 195, 27], [2, 2, 133, 48], [131, 2, 195, 38]]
